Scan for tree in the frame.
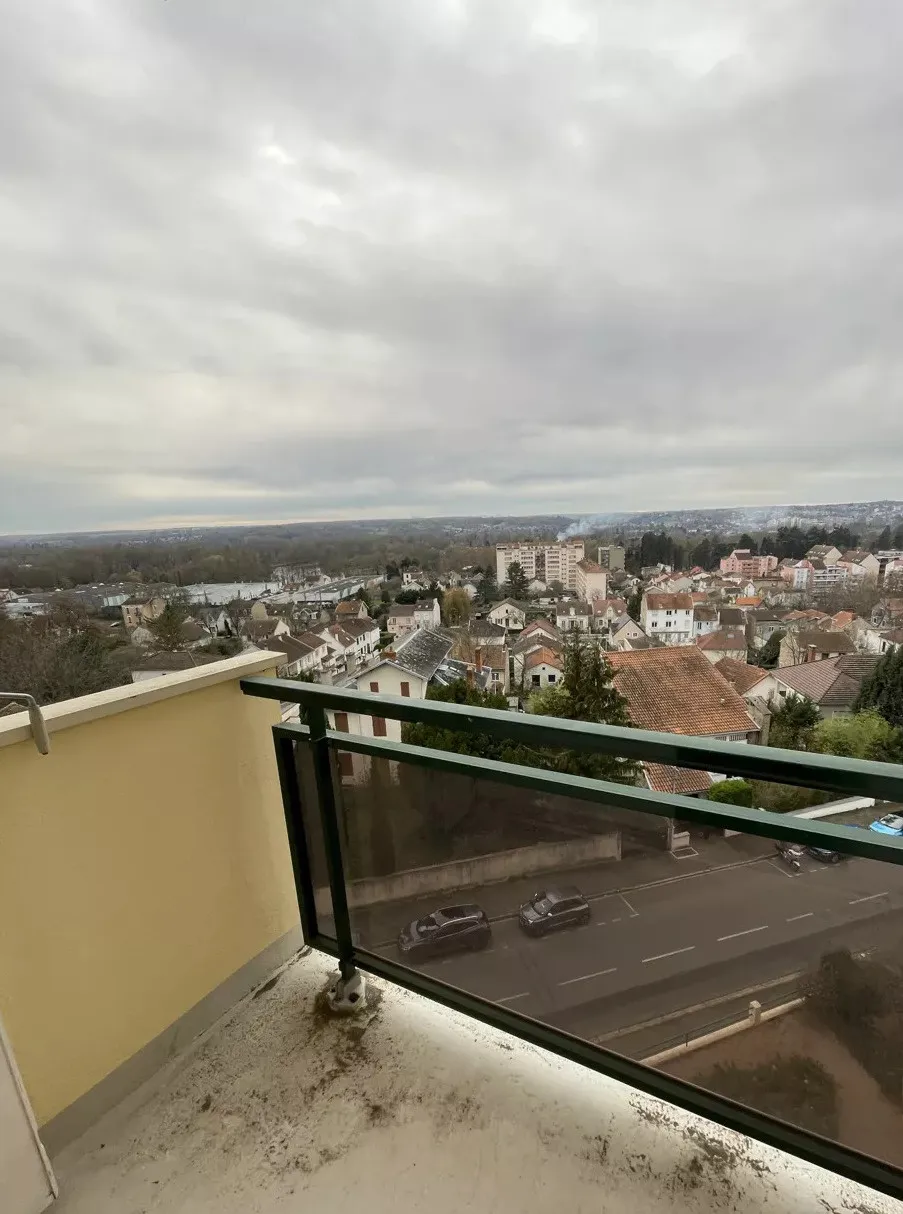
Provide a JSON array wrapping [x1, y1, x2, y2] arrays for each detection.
[[768, 693, 821, 751], [855, 645, 903, 730], [477, 566, 497, 604], [810, 710, 903, 763], [0, 616, 130, 706], [510, 633, 637, 784], [737, 533, 757, 553], [385, 561, 400, 580], [355, 587, 374, 613], [626, 589, 642, 622], [148, 599, 191, 651], [402, 680, 510, 760], [756, 630, 784, 669], [549, 579, 565, 597], [504, 561, 529, 599], [707, 779, 754, 807], [393, 588, 421, 605], [441, 588, 472, 626]]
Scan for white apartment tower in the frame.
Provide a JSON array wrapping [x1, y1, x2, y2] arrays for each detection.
[[496, 538, 585, 591]]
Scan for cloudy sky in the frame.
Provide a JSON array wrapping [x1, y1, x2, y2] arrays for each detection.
[[2, 1, 902, 533]]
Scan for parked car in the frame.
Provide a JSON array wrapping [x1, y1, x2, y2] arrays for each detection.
[[868, 813, 903, 836], [397, 904, 491, 960], [806, 846, 843, 864], [517, 886, 590, 936]]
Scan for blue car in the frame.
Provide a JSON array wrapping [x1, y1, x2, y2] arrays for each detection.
[[868, 813, 903, 836]]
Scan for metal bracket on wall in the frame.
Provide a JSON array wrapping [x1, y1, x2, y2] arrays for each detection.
[[0, 693, 51, 754]]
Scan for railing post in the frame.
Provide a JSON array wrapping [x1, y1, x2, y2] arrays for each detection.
[[273, 731, 320, 944], [307, 703, 357, 980]]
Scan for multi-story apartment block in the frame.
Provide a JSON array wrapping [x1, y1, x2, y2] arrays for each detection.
[[596, 545, 626, 571], [496, 538, 585, 591], [719, 550, 779, 578]]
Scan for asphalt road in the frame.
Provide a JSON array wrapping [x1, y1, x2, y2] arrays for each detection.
[[369, 849, 903, 1042]]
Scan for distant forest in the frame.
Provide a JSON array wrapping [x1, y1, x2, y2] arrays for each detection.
[[1, 514, 902, 594]]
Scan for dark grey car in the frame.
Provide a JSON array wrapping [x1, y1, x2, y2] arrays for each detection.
[[518, 886, 590, 936], [397, 904, 491, 961]]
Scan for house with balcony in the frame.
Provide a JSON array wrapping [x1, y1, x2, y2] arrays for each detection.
[[640, 592, 694, 644], [2, 650, 902, 1214]]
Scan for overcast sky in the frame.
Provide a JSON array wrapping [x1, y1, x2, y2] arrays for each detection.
[[2, 1, 902, 534]]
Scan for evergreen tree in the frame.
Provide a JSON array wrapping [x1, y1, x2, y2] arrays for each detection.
[[768, 693, 821, 751], [503, 560, 529, 598], [855, 645, 903, 730]]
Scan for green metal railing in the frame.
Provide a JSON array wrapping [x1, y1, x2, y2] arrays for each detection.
[[241, 676, 903, 1199]]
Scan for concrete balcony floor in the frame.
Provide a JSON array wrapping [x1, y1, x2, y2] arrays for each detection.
[[51, 949, 896, 1214]]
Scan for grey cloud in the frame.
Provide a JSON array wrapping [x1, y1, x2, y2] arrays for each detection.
[[1, 0, 902, 533]]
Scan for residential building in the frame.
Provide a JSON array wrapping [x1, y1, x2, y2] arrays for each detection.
[[713, 657, 780, 706], [511, 631, 562, 685], [781, 560, 814, 593], [609, 615, 648, 651], [246, 616, 291, 644], [691, 604, 718, 640], [555, 600, 592, 632], [839, 550, 880, 585], [329, 628, 454, 781], [640, 593, 694, 644], [772, 654, 879, 718], [574, 558, 607, 603], [487, 600, 526, 631], [524, 647, 563, 690], [591, 597, 628, 628], [468, 618, 508, 648], [519, 618, 560, 645], [595, 544, 625, 571], [313, 618, 380, 671], [778, 630, 856, 667], [496, 538, 585, 592], [386, 599, 441, 636], [121, 595, 166, 630], [719, 550, 778, 577], [695, 628, 748, 664], [479, 645, 510, 694], [748, 609, 785, 649], [335, 599, 370, 621], [293, 630, 330, 672], [608, 646, 760, 796], [871, 597, 903, 628], [806, 544, 843, 565]]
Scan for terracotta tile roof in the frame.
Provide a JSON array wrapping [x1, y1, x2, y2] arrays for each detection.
[[713, 657, 769, 696], [644, 764, 713, 795], [607, 646, 756, 736], [735, 596, 763, 608], [696, 628, 747, 652], [644, 593, 694, 611], [522, 618, 558, 637], [511, 633, 562, 655], [775, 654, 878, 707], [831, 611, 856, 628], [693, 605, 718, 621], [795, 630, 855, 655], [478, 645, 508, 671], [525, 646, 563, 671]]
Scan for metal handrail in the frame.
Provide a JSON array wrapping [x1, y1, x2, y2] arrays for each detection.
[[241, 675, 903, 1199]]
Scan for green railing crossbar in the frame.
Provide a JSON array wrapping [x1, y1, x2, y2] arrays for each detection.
[[242, 676, 903, 801], [272, 722, 903, 865]]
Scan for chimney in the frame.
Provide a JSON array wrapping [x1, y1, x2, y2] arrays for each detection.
[[466, 665, 474, 686], [384, 648, 397, 661], [474, 645, 483, 669], [807, 644, 816, 663]]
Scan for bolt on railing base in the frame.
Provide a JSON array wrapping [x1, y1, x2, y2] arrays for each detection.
[[324, 967, 367, 1015]]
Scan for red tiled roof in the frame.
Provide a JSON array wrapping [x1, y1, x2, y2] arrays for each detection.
[[525, 646, 563, 671], [644, 593, 695, 611], [714, 657, 769, 696], [735, 596, 763, 607], [608, 647, 756, 736], [644, 764, 713, 795], [696, 629, 747, 652]]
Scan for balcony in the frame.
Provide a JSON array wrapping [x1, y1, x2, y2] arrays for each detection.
[[2, 653, 903, 1212]]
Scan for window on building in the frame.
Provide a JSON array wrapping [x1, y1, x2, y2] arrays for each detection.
[[400, 681, 410, 697], [548, 672, 556, 682], [338, 752, 354, 777], [372, 716, 387, 737], [334, 712, 349, 732], [369, 681, 379, 693], [532, 674, 541, 687]]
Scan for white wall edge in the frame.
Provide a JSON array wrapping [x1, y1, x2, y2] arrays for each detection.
[[0, 651, 283, 750]]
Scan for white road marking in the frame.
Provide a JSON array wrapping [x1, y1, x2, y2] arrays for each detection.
[[642, 946, 695, 964], [496, 991, 530, 1004], [765, 858, 798, 879], [611, 916, 621, 923], [594, 921, 607, 928], [717, 925, 768, 942], [558, 967, 618, 987], [849, 892, 888, 904], [786, 912, 814, 922], [619, 892, 639, 917]]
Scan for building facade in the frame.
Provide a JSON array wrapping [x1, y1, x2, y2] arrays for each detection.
[[641, 593, 694, 644], [496, 539, 585, 591], [719, 550, 779, 577], [575, 559, 608, 603]]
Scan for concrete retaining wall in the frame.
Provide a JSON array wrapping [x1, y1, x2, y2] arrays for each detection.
[[315, 832, 621, 914]]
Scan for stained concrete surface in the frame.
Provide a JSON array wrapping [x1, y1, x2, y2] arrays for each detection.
[[50, 950, 899, 1213]]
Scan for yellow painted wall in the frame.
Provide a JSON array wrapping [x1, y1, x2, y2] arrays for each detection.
[[0, 670, 297, 1125]]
